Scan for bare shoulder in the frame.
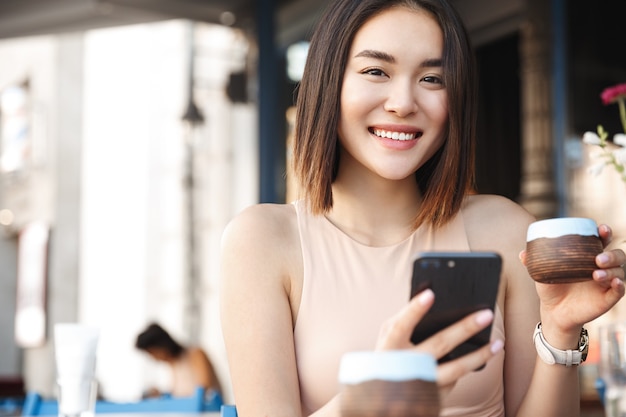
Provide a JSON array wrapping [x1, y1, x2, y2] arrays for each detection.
[[463, 194, 539, 318], [187, 347, 210, 364], [463, 194, 536, 251], [221, 203, 299, 257], [463, 194, 534, 223], [220, 203, 301, 291]]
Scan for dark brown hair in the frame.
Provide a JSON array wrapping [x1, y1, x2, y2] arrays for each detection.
[[135, 323, 184, 358], [292, 0, 476, 228]]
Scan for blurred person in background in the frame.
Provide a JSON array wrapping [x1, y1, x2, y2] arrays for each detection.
[[135, 322, 222, 398]]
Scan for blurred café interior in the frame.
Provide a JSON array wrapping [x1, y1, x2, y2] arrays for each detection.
[[0, 0, 625, 413]]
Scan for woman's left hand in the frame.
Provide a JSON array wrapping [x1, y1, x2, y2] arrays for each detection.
[[520, 224, 626, 333]]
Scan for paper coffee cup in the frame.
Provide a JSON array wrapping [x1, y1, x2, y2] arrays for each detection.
[[339, 351, 440, 417], [526, 217, 602, 284]]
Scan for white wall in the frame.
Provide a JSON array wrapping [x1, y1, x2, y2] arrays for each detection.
[[0, 19, 257, 404], [80, 20, 187, 401], [79, 20, 256, 402]]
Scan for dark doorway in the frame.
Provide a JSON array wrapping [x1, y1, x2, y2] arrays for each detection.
[[474, 33, 521, 201], [568, 0, 626, 137]]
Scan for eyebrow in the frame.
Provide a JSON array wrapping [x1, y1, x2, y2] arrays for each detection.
[[354, 49, 442, 68], [354, 49, 396, 63]]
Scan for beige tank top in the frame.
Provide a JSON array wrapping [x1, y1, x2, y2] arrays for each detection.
[[292, 200, 505, 417]]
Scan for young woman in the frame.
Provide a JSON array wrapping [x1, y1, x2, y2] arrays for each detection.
[[220, 0, 626, 416]]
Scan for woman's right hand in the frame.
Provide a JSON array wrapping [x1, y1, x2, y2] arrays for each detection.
[[375, 289, 504, 396]]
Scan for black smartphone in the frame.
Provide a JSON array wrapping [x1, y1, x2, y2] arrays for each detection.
[[410, 251, 502, 365]]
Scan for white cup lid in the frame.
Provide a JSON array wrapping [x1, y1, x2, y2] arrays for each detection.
[[526, 217, 598, 242], [338, 351, 437, 384]]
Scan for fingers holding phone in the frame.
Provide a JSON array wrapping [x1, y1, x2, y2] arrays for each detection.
[[376, 288, 500, 353], [376, 252, 504, 396], [415, 308, 494, 361], [375, 288, 436, 350], [376, 289, 503, 397], [423, 309, 504, 387], [412, 299, 504, 399], [410, 252, 502, 363]]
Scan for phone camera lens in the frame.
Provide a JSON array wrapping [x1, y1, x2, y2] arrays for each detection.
[[420, 260, 439, 268]]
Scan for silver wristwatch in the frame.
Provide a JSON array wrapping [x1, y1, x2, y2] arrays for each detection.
[[533, 322, 589, 367]]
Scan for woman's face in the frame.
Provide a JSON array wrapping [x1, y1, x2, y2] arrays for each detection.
[[338, 6, 448, 181]]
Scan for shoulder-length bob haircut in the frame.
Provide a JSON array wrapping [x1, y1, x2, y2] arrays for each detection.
[[292, 0, 477, 229]]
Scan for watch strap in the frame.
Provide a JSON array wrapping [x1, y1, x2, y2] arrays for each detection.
[[533, 322, 589, 367]]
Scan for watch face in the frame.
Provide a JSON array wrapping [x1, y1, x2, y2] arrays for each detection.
[[580, 328, 589, 362]]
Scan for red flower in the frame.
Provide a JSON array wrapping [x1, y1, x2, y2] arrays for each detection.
[[601, 83, 626, 105]]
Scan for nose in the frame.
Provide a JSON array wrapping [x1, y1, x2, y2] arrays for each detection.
[[383, 78, 418, 117]]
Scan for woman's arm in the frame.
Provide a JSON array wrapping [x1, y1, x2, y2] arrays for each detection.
[[515, 224, 625, 417], [466, 195, 625, 417], [463, 195, 539, 415], [220, 204, 305, 417]]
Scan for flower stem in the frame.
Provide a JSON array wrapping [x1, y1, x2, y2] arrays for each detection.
[[619, 98, 626, 134]]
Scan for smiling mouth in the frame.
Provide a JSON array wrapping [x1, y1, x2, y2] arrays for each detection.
[[371, 128, 422, 141]]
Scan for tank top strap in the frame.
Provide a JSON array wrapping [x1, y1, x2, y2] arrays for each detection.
[[415, 208, 471, 253]]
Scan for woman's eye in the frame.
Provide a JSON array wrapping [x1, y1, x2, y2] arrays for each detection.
[[362, 68, 387, 77], [422, 75, 443, 85]]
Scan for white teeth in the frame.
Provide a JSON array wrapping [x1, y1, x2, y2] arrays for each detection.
[[373, 128, 416, 141]]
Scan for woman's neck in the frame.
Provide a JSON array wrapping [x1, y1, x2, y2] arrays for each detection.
[[326, 176, 422, 247]]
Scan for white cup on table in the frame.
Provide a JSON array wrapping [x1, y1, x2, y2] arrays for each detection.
[[54, 324, 100, 417]]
